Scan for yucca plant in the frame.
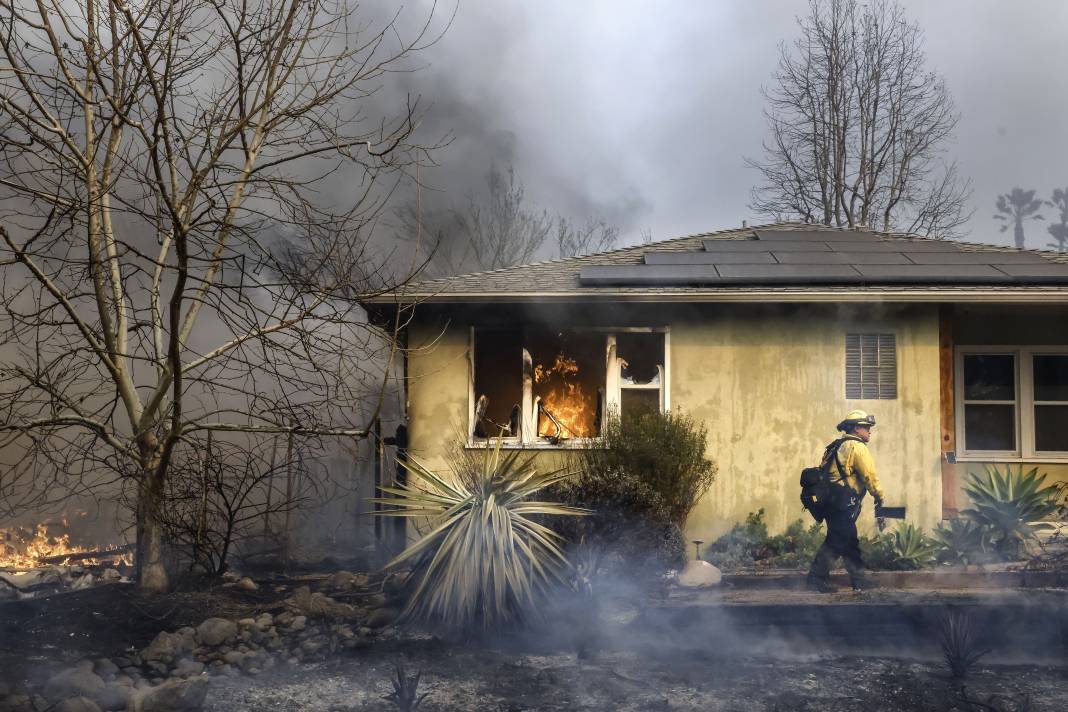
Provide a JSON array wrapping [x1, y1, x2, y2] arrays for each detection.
[[933, 519, 993, 567], [888, 522, 938, 570], [939, 607, 991, 679], [370, 440, 587, 632], [962, 465, 1059, 560]]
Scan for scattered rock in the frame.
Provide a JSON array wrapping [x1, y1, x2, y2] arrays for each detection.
[[54, 697, 101, 712], [143, 629, 196, 664], [93, 659, 119, 680], [132, 676, 208, 712], [195, 618, 238, 647], [677, 560, 722, 588], [43, 664, 106, 703], [254, 613, 273, 631], [234, 577, 258, 591], [100, 569, 123, 583], [366, 607, 399, 629], [287, 615, 306, 632], [285, 586, 358, 619], [95, 684, 129, 711], [172, 660, 205, 679]]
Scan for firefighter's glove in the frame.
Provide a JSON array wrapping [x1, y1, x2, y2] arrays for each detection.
[[876, 517, 887, 532]]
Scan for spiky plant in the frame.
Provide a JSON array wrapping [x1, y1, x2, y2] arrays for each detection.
[[889, 522, 938, 570], [940, 607, 991, 679], [962, 465, 1059, 560], [382, 663, 428, 711], [370, 440, 587, 632], [933, 519, 993, 567]]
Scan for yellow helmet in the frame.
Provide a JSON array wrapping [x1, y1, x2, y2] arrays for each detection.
[[837, 410, 876, 432]]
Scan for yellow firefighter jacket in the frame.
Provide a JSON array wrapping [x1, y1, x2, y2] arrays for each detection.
[[829, 435, 886, 503]]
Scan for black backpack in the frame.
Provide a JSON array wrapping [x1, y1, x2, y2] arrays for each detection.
[[799, 438, 852, 522]]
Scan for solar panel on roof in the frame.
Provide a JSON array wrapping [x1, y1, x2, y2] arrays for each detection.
[[715, 264, 861, 281], [702, 240, 830, 252], [774, 251, 911, 265], [853, 264, 1005, 282], [826, 241, 964, 252], [991, 264, 1068, 279], [646, 252, 777, 265], [904, 252, 1050, 265], [754, 229, 888, 242]]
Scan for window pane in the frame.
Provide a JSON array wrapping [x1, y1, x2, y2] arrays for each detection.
[[621, 389, 660, 417], [1035, 405, 1068, 452], [529, 330, 605, 439], [963, 354, 1015, 401], [473, 329, 523, 438], [617, 333, 664, 385], [1033, 355, 1068, 402], [964, 404, 1015, 451]]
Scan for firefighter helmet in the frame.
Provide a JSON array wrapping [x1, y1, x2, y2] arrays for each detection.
[[837, 410, 876, 432]]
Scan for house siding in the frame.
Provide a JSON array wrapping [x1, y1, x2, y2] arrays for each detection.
[[405, 303, 944, 542]]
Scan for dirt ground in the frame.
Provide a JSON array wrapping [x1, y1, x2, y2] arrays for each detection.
[[205, 642, 1065, 712], [3, 581, 1066, 711]]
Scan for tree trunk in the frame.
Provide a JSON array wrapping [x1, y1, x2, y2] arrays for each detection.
[[1014, 220, 1025, 249], [137, 454, 171, 594]]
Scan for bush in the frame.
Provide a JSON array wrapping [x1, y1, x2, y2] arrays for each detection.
[[933, 518, 994, 566], [961, 465, 1058, 560], [372, 440, 586, 632], [704, 509, 824, 571], [554, 408, 715, 572], [861, 522, 937, 571]]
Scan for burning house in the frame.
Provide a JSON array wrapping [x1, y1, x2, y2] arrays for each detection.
[[365, 222, 1068, 540]]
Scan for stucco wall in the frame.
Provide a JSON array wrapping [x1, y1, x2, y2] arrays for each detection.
[[405, 303, 944, 541]]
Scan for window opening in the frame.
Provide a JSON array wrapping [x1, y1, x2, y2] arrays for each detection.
[[472, 329, 523, 439], [1033, 354, 1068, 452], [615, 332, 665, 416], [528, 329, 606, 442]]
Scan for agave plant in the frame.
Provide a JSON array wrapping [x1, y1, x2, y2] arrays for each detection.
[[933, 519, 993, 567], [962, 465, 1059, 560], [370, 440, 586, 632], [888, 522, 938, 570]]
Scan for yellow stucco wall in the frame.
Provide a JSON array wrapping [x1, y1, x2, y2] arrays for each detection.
[[405, 304, 945, 541]]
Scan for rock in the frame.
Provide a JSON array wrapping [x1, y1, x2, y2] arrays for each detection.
[[131, 676, 208, 712], [234, 577, 258, 591], [195, 618, 238, 647], [236, 618, 256, 628], [382, 571, 409, 596], [101, 569, 123, 583], [222, 651, 244, 667], [254, 613, 273, 631], [143, 630, 196, 664], [677, 560, 722, 588], [93, 659, 119, 680], [366, 607, 399, 629], [172, 660, 205, 679], [95, 685, 129, 712], [44, 665, 106, 703], [287, 615, 306, 632], [54, 698, 101, 712], [364, 593, 387, 608], [285, 586, 358, 620], [70, 573, 95, 590]]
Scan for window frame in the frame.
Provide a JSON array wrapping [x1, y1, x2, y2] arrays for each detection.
[[844, 330, 899, 401], [955, 345, 1068, 462], [468, 326, 670, 448]]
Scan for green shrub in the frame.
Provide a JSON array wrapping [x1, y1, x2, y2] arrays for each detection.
[[371, 440, 586, 632], [961, 465, 1058, 560], [933, 518, 993, 566], [556, 408, 715, 571], [704, 509, 823, 571], [862, 522, 937, 571]]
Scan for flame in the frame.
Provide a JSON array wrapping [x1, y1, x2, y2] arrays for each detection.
[[0, 520, 131, 570], [534, 354, 598, 439]]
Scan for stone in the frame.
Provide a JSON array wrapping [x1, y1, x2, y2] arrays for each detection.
[[382, 571, 409, 596], [132, 676, 208, 712], [222, 651, 244, 668], [236, 618, 256, 628], [677, 560, 722, 588], [254, 613, 273, 631], [172, 660, 205, 679], [285, 586, 358, 619], [287, 615, 306, 632], [234, 577, 258, 591], [95, 685, 129, 712], [195, 618, 237, 647], [100, 569, 123, 583], [366, 607, 399, 629], [93, 659, 119, 680], [43, 665, 106, 703], [143, 630, 196, 664], [54, 698, 101, 712]]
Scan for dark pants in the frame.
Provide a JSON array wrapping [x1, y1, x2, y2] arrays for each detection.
[[808, 506, 865, 583]]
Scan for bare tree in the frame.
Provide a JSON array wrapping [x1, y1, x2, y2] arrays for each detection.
[[994, 188, 1044, 249], [1046, 189, 1068, 252], [398, 164, 620, 277], [748, 0, 971, 238], [555, 217, 618, 259], [0, 0, 439, 592]]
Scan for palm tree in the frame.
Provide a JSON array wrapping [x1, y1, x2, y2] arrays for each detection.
[[1046, 188, 1068, 252], [994, 188, 1044, 249]]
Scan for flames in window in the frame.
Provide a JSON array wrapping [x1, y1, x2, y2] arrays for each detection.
[[534, 352, 600, 439]]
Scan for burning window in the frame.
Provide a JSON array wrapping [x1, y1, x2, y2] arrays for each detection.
[[528, 330, 606, 440], [470, 327, 668, 445]]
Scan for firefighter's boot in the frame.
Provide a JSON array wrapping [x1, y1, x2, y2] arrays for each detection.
[[805, 574, 838, 594]]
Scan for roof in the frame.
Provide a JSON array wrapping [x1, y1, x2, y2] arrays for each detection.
[[365, 223, 1068, 304]]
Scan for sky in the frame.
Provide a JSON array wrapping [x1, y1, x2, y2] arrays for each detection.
[[390, 0, 1068, 250]]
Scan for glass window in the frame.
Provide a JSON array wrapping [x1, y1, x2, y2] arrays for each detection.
[[472, 329, 522, 439], [964, 404, 1016, 452], [1034, 354, 1068, 452], [963, 354, 1016, 401], [961, 353, 1016, 453], [1033, 355, 1068, 401]]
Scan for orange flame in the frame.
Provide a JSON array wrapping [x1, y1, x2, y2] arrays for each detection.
[[535, 354, 598, 439], [0, 521, 131, 570]]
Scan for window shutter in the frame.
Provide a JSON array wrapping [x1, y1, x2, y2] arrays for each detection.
[[846, 333, 897, 399]]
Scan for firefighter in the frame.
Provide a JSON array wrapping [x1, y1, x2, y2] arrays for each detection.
[[806, 410, 887, 593]]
